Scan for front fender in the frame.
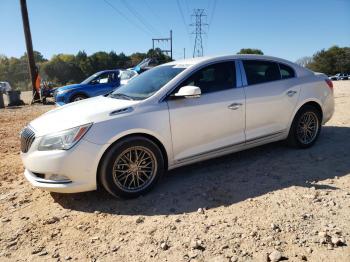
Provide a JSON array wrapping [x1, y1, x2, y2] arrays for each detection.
[[84, 104, 174, 166]]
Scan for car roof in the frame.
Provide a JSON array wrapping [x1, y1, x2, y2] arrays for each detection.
[[167, 54, 296, 66], [165, 54, 313, 77], [97, 69, 120, 74]]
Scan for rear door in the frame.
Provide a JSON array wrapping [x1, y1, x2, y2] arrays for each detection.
[[167, 61, 246, 162], [241, 60, 300, 140]]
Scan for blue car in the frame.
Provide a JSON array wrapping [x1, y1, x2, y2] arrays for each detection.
[[54, 70, 124, 106]]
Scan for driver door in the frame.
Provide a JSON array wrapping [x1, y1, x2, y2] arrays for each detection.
[[166, 61, 246, 162], [91, 72, 120, 96]]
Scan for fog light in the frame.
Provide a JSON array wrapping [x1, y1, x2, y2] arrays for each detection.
[[47, 174, 71, 182]]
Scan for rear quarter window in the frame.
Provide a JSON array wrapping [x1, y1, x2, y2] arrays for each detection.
[[243, 60, 281, 85], [279, 63, 295, 79]]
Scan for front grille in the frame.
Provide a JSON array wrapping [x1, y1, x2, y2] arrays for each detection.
[[20, 127, 36, 153]]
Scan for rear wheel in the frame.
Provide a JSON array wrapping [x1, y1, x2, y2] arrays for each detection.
[[287, 105, 322, 148], [70, 94, 87, 102], [99, 136, 165, 198]]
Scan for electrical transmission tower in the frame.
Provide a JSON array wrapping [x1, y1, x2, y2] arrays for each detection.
[[190, 9, 208, 57]]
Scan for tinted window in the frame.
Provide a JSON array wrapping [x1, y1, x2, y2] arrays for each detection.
[[180, 61, 236, 94], [279, 63, 295, 79], [243, 60, 281, 85]]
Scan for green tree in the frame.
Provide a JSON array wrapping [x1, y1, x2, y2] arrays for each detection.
[[41, 54, 84, 85], [307, 46, 350, 75], [146, 48, 172, 65], [237, 48, 264, 55]]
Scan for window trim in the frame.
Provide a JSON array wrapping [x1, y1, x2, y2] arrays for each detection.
[[239, 59, 297, 87], [160, 59, 241, 102]]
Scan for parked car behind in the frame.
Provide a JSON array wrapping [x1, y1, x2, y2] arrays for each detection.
[[0, 81, 12, 94], [329, 73, 349, 81], [119, 69, 138, 85], [54, 69, 137, 106], [20, 55, 334, 198]]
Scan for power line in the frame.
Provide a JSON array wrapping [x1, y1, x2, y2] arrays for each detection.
[[121, 0, 160, 36], [190, 9, 208, 57], [143, 0, 168, 34], [103, 0, 152, 36], [184, 0, 190, 16], [208, 0, 217, 29], [176, 0, 190, 35]]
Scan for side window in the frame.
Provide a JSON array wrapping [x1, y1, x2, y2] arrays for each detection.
[[92, 72, 110, 84], [108, 72, 118, 82], [243, 60, 281, 85], [279, 63, 295, 79], [180, 61, 236, 94]]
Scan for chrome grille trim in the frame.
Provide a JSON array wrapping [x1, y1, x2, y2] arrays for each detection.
[[20, 127, 36, 153]]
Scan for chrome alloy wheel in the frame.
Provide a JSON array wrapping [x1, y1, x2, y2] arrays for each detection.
[[112, 146, 157, 193], [73, 96, 85, 101], [296, 111, 319, 145]]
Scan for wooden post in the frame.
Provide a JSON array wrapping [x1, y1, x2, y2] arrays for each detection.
[[20, 0, 39, 101]]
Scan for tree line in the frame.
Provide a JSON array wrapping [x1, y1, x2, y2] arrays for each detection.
[[0, 48, 171, 91], [238, 46, 350, 76], [296, 46, 350, 75], [0, 45, 349, 91]]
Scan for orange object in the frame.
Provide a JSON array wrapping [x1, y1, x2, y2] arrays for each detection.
[[35, 74, 41, 94]]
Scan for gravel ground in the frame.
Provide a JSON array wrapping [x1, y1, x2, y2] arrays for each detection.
[[0, 81, 350, 262]]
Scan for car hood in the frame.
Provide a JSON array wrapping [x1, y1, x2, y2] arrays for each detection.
[[56, 83, 83, 92], [29, 96, 139, 136]]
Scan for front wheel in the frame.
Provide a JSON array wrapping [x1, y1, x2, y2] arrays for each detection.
[[99, 136, 165, 198], [70, 94, 87, 102], [287, 105, 322, 148]]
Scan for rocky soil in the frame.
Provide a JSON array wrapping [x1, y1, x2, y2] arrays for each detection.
[[0, 82, 350, 262]]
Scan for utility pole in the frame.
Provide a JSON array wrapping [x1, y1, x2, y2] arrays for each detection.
[[190, 9, 208, 57], [20, 0, 39, 101], [152, 30, 173, 60]]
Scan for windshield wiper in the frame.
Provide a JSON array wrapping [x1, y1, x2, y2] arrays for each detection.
[[110, 93, 134, 100]]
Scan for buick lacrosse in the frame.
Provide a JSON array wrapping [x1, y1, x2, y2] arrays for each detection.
[[20, 55, 334, 198]]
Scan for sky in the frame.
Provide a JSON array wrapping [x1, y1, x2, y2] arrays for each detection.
[[0, 0, 349, 62]]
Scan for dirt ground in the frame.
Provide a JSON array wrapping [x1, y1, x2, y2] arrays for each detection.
[[0, 81, 350, 262]]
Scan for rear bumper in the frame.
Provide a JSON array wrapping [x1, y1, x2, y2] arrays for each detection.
[[322, 92, 335, 124]]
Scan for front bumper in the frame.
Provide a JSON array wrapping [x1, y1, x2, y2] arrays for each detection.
[[21, 138, 106, 193], [54, 93, 68, 106]]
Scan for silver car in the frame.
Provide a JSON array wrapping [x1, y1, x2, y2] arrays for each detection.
[[21, 55, 334, 198]]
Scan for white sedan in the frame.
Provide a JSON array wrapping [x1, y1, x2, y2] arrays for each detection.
[[20, 55, 334, 198]]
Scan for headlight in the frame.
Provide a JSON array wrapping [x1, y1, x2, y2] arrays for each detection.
[[57, 89, 71, 95], [38, 123, 92, 151]]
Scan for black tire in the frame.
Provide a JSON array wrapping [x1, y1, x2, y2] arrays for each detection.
[[70, 94, 87, 102], [287, 105, 322, 148], [99, 136, 165, 198]]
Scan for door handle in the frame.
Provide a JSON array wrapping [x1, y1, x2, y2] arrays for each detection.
[[228, 103, 242, 110], [286, 90, 297, 97]]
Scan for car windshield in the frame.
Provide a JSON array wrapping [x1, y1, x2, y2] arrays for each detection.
[[119, 70, 135, 80], [110, 65, 185, 100], [81, 73, 100, 84]]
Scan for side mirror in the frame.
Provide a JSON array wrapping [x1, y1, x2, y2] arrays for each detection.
[[174, 85, 201, 98]]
